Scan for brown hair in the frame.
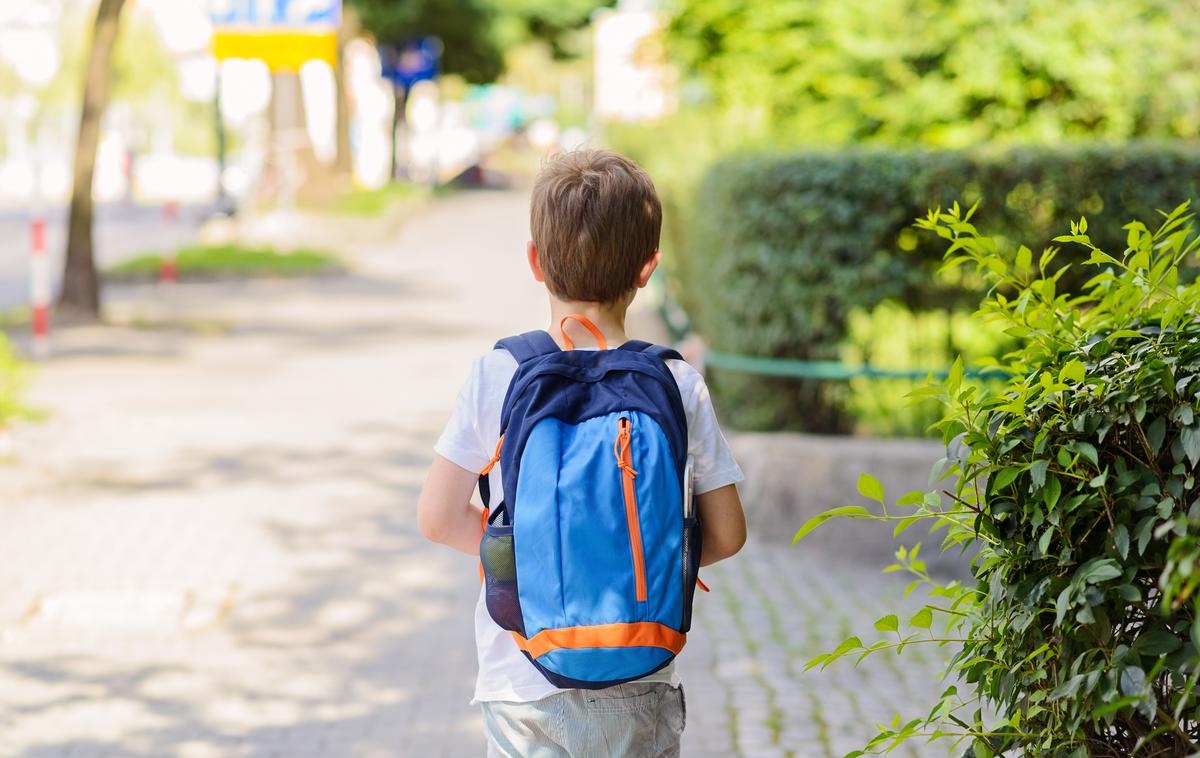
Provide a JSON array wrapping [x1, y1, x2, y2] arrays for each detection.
[[530, 149, 662, 303]]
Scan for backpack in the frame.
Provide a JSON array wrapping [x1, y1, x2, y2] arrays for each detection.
[[477, 315, 703, 689]]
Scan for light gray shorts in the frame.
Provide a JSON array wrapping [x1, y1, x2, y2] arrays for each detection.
[[481, 682, 685, 757]]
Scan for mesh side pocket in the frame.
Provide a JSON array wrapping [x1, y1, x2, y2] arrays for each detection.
[[481, 524, 524, 635]]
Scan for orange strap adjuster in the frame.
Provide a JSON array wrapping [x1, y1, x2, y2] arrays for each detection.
[[477, 434, 503, 583], [480, 434, 503, 476]]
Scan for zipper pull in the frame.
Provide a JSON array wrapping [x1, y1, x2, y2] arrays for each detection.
[[614, 418, 637, 477]]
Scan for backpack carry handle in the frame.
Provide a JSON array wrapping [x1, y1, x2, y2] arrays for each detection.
[[559, 314, 607, 350], [617, 339, 685, 362], [495, 331, 559, 363]]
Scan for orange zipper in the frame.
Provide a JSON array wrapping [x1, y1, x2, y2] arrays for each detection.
[[614, 417, 647, 603]]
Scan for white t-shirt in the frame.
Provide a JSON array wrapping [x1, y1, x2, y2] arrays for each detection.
[[434, 343, 744, 704]]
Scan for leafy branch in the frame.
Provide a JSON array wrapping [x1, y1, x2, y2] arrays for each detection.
[[796, 202, 1200, 757]]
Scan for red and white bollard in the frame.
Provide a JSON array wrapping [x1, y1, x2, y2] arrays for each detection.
[[159, 200, 179, 284], [29, 214, 50, 359]]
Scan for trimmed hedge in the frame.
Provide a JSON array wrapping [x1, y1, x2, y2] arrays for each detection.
[[682, 143, 1200, 433]]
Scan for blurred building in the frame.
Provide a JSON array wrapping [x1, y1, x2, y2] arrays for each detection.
[[593, 0, 676, 123]]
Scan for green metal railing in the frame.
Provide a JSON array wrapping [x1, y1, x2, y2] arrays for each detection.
[[706, 351, 933, 380], [703, 349, 1011, 381], [656, 292, 1009, 382]]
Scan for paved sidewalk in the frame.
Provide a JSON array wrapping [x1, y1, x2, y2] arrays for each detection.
[[0, 191, 952, 757]]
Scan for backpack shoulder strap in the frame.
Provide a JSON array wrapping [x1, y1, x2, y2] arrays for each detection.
[[495, 330, 560, 363], [618, 339, 685, 363]]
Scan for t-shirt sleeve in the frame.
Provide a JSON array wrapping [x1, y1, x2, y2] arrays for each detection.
[[433, 357, 492, 473], [678, 366, 745, 495]]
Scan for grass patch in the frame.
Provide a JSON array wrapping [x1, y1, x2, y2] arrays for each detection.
[[330, 181, 428, 216], [107, 244, 341, 281], [0, 333, 35, 429], [0, 306, 30, 328]]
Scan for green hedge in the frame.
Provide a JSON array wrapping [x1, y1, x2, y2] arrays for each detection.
[[682, 143, 1200, 433]]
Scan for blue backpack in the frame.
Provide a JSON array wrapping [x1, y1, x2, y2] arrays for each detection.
[[477, 316, 703, 689]]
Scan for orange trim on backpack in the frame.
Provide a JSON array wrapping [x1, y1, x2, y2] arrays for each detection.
[[478, 435, 502, 583], [696, 576, 710, 592], [559, 314, 607, 351], [480, 434, 504, 476], [511, 622, 686, 660], [614, 417, 647, 602]]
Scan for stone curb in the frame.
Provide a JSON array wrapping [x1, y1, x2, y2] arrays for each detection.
[[729, 431, 971, 578]]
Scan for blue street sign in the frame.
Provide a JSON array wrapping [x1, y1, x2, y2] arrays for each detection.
[[212, 0, 341, 28], [380, 37, 443, 90]]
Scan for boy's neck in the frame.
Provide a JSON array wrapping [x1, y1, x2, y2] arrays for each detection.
[[547, 297, 630, 349]]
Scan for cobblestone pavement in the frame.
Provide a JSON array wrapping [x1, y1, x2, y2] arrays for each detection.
[[0, 191, 954, 757]]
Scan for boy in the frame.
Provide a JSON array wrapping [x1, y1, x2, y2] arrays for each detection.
[[418, 148, 747, 757]]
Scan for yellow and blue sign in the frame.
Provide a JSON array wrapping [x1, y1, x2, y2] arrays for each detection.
[[211, 0, 341, 72]]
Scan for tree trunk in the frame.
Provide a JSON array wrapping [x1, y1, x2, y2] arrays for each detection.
[[390, 85, 407, 181], [333, 6, 359, 179], [214, 63, 229, 210], [60, 0, 126, 320]]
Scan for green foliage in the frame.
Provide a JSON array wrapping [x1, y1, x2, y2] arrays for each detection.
[[843, 304, 1014, 437], [667, 0, 1200, 148], [798, 202, 1200, 755], [0, 334, 31, 430], [0, 307, 30, 329], [683, 145, 1200, 433], [328, 181, 428, 216], [489, 0, 609, 58], [111, 9, 177, 105], [352, 0, 608, 88], [351, 0, 504, 82], [108, 245, 339, 280], [352, 0, 608, 81]]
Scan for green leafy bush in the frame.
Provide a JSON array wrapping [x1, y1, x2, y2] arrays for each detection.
[[0, 333, 30, 430], [668, 0, 1200, 147], [684, 145, 1200, 432], [800, 202, 1200, 755]]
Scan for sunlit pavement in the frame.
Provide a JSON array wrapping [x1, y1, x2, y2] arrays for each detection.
[[0, 190, 949, 757]]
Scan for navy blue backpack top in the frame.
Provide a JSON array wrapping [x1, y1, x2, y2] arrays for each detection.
[[476, 315, 704, 689]]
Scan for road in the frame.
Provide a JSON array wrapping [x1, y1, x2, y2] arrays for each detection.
[[0, 190, 950, 757], [0, 203, 212, 311]]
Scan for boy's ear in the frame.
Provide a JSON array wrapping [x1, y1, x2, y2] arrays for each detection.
[[635, 249, 662, 289], [527, 241, 545, 283]]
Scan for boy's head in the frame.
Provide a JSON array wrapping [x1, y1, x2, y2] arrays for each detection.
[[529, 149, 662, 304]]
